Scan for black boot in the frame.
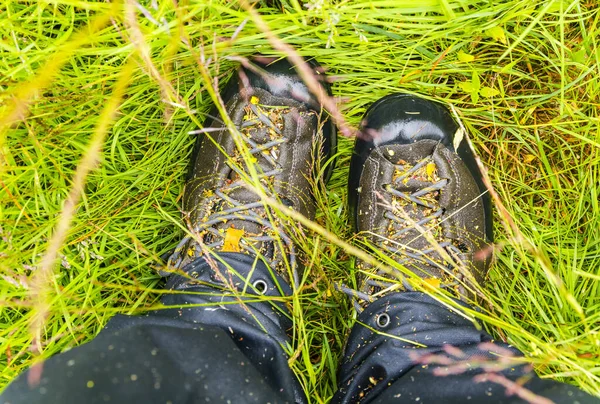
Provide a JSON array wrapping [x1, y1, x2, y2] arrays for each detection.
[[159, 56, 337, 401], [346, 93, 493, 305], [167, 57, 336, 286], [333, 94, 595, 404]]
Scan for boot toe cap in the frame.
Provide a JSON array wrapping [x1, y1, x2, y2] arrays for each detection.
[[359, 93, 459, 149], [228, 57, 327, 110]]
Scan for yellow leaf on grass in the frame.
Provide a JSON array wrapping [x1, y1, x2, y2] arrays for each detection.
[[523, 154, 536, 163], [222, 227, 245, 252], [458, 50, 475, 63], [486, 26, 506, 44], [480, 86, 500, 98], [459, 81, 477, 93]]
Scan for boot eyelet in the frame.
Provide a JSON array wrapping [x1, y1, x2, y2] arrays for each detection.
[[376, 313, 391, 328], [252, 279, 268, 294]]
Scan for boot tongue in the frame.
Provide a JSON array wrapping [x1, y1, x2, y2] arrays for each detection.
[[378, 140, 437, 164], [378, 140, 438, 191], [374, 140, 449, 280]]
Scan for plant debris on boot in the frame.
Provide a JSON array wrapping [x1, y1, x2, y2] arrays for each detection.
[[166, 58, 337, 288], [341, 93, 493, 310]]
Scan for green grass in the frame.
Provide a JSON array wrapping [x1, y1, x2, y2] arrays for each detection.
[[1, 0, 599, 401]]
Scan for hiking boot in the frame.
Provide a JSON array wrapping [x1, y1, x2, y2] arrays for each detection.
[[344, 93, 492, 306], [166, 57, 337, 289]]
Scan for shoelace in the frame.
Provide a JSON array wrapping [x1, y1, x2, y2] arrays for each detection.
[[340, 157, 464, 312], [167, 99, 299, 285]]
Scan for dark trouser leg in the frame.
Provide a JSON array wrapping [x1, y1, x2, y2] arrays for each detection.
[[333, 292, 598, 404], [1, 253, 304, 404]]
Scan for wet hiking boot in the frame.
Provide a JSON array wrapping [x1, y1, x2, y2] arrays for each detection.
[[332, 94, 493, 404], [343, 93, 493, 309], [166, 57, 337, 290], [156, 59, 335, 404]]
